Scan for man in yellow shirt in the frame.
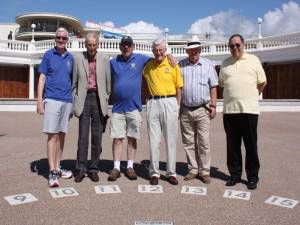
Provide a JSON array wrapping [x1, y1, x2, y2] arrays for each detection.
[[143, 39, 183, 185], [219, 34, 267, 190]]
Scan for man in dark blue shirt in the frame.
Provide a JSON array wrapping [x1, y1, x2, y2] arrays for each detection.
[[109, 36, 150, 181], [37, 27, 73, 187]]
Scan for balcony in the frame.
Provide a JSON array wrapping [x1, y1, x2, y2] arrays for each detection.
[[0, 31, 300, 65]]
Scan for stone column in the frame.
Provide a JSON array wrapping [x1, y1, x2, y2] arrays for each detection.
[[29, 64, 35, 99]]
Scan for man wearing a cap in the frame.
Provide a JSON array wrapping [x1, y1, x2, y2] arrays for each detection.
[[179, 36, 219, 184], [108, 35, 151, 181]]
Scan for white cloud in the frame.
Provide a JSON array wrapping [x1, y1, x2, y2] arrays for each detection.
[[121, 21, 163, 40], [263, 1, 300, 36], [187, 1, 300, 40], [187, 10, 256, 41], [94, 1, 300, 41], [102, 21, 115, 28]]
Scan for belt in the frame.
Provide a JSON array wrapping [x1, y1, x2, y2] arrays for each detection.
[[87, 89, 97, 93], [182, 103, 209, 110], [149, 95, 176, 99]]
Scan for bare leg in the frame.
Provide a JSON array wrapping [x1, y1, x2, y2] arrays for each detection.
[[47, 133, 58, 171], [112, 138, 123, 161], [55, 132, 65, 169], [127, 137, 137, 161]]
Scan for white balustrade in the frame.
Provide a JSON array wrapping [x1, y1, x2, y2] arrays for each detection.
[[0, 31, 299, 57]]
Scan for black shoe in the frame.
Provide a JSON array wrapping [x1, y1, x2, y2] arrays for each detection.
[[87, 171, 99, 182], [150, 176, 159, 185], [225, 177, 241, 186], [247, 180, 258, 190], [74, 171, 85, 183], [167, 176, 178, 185]]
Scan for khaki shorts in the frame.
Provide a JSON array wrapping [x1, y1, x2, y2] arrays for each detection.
[[110, 110, 142, 139]]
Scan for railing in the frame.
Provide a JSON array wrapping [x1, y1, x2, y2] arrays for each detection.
[[1, 31, 300, 56]]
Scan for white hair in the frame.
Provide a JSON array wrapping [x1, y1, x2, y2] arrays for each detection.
[[152, 38, 166, 50], [85, 32, 99, 45], [56, 27, 69, 38]]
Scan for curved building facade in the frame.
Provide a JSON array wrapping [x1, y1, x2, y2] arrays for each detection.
[[15, 12, 84, 41]]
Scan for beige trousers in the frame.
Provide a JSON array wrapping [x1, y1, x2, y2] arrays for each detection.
[[147, 97, 179, 177], [180, 106, 211, 176]]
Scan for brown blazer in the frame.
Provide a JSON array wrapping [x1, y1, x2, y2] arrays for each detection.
[[72, 51, 111, 117]]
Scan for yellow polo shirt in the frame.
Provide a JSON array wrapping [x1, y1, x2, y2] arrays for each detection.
[[219, 53, 266, 114], [143, 57, 183, 96]]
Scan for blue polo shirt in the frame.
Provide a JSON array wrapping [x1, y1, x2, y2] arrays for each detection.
[[110, 53, 150, 113], [38, 47, 74, 103]]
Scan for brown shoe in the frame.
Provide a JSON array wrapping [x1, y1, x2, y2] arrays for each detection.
[[150, 176, 159, 185], [201, 175, 211, 184], [184, 172, 198, 181], [167, 176, 178, 185], [125, 167, 137, 180], [108, 168, 121, 181]]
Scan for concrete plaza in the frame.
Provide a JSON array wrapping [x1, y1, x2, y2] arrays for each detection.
[[0, 111, 299, 225]]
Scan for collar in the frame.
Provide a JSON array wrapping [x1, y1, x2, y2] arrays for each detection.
[[117, 53, 135, 62], [53, 47, 68, 57], [187, 57, 202, 66], [232, 52, 248, 61], [155, 56, 168, 66], [84, 51, 97, 62]]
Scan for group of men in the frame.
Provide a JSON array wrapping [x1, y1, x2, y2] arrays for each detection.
[[37, 27, 266, 191]]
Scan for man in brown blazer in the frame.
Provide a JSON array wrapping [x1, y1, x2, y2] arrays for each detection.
[[72, 32, 111, 182]]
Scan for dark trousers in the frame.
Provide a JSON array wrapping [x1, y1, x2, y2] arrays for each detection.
[[76, 92, 104, 173], [223, 113, 260, 181]]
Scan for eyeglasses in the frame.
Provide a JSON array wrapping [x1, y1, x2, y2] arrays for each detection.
[[56, 36, 68, 41], [229, 43, 241, 49], [153, 48, 165, 53]]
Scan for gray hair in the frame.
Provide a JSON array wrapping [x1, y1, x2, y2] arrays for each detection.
[[56, 27, 69, 39], [152, 38, 166, 50], [85, 32, 99, 45]]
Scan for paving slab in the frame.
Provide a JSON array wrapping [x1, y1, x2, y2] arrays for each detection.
[[0, 111, 299, 225]]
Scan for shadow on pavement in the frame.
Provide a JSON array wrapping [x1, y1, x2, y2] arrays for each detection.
[[30, 158, 114, 180], [138, 160, 188, 180], [30, 159, 233, 184], [210, 166, 230, 181]]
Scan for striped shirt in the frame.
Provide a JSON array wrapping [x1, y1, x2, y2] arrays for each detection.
[[179, 57, 219, 107]]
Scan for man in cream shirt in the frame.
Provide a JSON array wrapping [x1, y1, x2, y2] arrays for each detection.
[[219, 34, 267, 190]]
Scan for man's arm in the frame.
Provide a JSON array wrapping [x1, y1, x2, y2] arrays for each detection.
[[176, 88, 182, 106], [257, 81, 267, 95], [37, 74, 46, 115], [166, 54, 177, 67], [106, 58, 111, 98], [71, 56, 79, 96], [209, 86, 218, 119]]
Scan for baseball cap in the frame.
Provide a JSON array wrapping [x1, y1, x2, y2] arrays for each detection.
[[120, 35, 133, 45]]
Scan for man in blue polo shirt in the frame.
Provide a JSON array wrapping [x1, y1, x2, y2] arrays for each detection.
[[108, 36, 150, 181], [37, 27, 73, 187]]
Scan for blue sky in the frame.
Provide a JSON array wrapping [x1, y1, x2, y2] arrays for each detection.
[[1, 0, 299, 36]]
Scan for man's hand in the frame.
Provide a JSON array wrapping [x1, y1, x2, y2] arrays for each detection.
[[209, 106, 216, 119], [37, 100, 44, 115], [166, 54, 177, 67]]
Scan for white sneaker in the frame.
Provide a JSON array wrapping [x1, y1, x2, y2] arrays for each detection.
[[48, 172, 59, 187], [56, 166, 73, 179]]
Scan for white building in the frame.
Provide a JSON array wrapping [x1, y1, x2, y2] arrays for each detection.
[[0, 12, 300, 111]]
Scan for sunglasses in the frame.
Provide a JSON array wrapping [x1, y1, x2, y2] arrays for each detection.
[[56, 36, 68, 41], [229, 43, 241, 49]]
